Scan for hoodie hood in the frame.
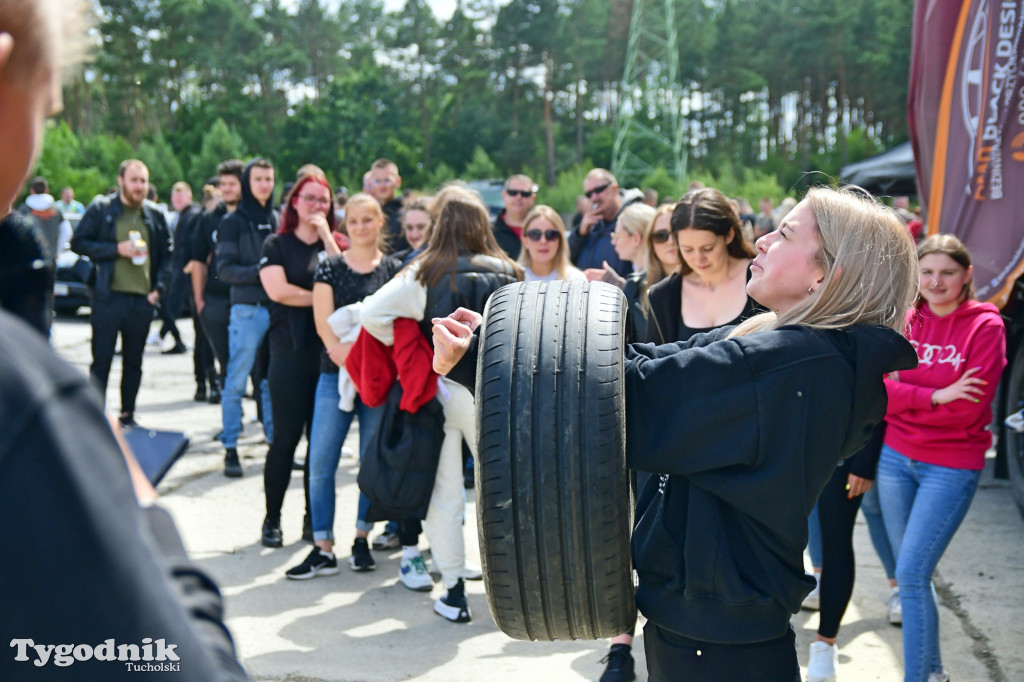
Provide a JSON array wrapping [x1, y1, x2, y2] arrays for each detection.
[[237, 159, 275, 227], [24, 194, 56, 211], [834, 324, 918, 458]]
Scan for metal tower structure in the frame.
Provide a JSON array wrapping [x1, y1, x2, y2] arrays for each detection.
[[611, 0, 687, 188]]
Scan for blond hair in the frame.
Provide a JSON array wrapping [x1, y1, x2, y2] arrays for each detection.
[[343, 192, 385, 246], [0, 0, 91, 84], [616, 203, 656, 271], [518, 205, 575, 280], [731, 186, 918, 337]]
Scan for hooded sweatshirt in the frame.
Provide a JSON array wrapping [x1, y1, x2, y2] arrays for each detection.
[[884, 300, 1006, 470], [216, 160, 278, 305], [19, 193, 72, 259], [624, 323, 917, 644]]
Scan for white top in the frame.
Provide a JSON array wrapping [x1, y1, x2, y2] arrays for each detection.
[[524, 266, 587, 283]]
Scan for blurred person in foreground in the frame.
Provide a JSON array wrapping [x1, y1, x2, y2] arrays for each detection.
[[0, 1, 246, 678]]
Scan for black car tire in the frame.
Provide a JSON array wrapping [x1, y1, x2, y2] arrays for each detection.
[[475, 280, 636, 641], [1002, 342, 1024, 517]]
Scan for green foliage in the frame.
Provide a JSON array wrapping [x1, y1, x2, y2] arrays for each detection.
[[425, 163, 458, 191], [639, 167, 684, 203], [188, 119, 248, 190], [537, 163, 591, 214], [138, 133, 185, 196], [463, 147, 501, 179], [48, 0, 912, 203]]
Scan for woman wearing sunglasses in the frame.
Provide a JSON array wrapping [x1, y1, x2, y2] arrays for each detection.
[[517, 206, 586, 283], [645, 187, 761, 344]]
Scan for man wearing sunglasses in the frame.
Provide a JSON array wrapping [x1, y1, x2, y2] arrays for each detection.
[[569, 168, 643, 278], [492, 174, 537, 260]]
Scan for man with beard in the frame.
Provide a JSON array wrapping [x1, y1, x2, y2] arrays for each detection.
[[71, 160, 172, 427], [190, 159, 244, 410], [216, 158, 277, 479]]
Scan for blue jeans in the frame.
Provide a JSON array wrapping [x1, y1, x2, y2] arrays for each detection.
[[876, 444, 980, 682], [308, 372, 384, 542], [806, 502, 822, 568], [220, 304, 273, 448], [860, 483, 896, 580]]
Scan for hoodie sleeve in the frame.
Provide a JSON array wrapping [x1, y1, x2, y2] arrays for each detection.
[[216, 213, 258, 285], [886, 318, 1006, 428], [625, 336, 760, 475]]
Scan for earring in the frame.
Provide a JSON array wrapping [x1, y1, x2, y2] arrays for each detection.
[[808, 286, 814, 295]]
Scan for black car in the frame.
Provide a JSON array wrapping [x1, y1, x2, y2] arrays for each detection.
[[53, 214, 92, 315]]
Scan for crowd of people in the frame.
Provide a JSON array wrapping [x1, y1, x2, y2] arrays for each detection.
[[0, 2, 1001, 680]]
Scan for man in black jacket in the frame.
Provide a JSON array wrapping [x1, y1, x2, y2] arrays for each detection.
[[216, 159, 276, 479], [491, 174, 537, 260], [191, 160, 245, 405], [367, 158, 408, 253], [71, 160, 172, 427]]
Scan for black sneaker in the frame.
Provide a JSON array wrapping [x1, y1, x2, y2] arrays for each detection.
[[286, 547, 339, 580], [433, 578, 471, 623], [348, 538, 376, 571], [224, 448, 243, 478], [208, 385, 222, 404], [118, 413, 137, 429], [162, 341, 187, 355], [194, 386, 207, 402], [261, 517, 283, 548], [599, 644, 635, 682]]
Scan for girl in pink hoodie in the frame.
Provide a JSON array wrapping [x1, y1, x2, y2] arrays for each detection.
[[878, 234, 1006, 682]]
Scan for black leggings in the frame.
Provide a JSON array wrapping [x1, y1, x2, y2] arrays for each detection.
[[263, 346, 318, 525], [644, 622, 799, 681], [814, 462, 864, 639]]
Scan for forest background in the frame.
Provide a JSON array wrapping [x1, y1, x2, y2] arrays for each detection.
[[35, 0, 912, 212]]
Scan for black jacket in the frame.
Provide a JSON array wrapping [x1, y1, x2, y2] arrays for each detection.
[[382, 197, 409, 254], [491, 211, 523, 260], [419, 254, 520, 393], [624, 323, 917, 644], [216, 161, 278, 305], [0, 310, 246, 680], [192, 204, 232, 298], [171, 203, 202, 269], [70, 194, 172, 301]]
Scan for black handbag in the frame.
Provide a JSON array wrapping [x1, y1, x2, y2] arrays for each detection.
[[70, 255, 95, 286], [357, 382, 445, 522]]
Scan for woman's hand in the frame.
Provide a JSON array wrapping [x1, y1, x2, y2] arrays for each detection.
[[932, 366, 987, 406], [846, 473, 872, 499], [328, 342, 352, 368], [432, 308, 482, 375], [312, 213, 332, 242]]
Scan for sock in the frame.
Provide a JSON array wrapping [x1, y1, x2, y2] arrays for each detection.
[[402, 545, 421, 560], [609, 643, 631, 653]]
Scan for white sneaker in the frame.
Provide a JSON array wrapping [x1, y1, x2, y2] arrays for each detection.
[[806, 641, 837, 682], [1005, 410, 1024, 432], [802, 584, 821, 611], [886, 587, 902, 626], [146, 331, 162, 347], [927, 672, 949, 682], [399, 555, 434, 591]]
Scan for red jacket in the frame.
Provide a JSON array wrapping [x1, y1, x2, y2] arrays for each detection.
[[884, 300, 1006, 469], [345, 318, 437, 413]]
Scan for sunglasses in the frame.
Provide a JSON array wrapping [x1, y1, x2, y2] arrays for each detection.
[[584, 182, 611, 199], [650, 230, 674, 245], [505, 189, 535, 198], [525, 229, 561, 242]]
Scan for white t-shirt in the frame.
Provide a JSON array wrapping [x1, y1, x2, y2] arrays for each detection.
[[524, 266, 588, 283]]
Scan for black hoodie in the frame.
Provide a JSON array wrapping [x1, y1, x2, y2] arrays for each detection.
[[624, 323, 917, 644], [216, 160, 278, 305]]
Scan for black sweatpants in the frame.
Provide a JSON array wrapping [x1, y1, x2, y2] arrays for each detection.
[[191, 303, 216, 390], [199, 293, 230, 385], [814, 461, 865, 639], [90, 292, 153, 416], [644, 622, 800, 682], [263, 345, 319, 526]]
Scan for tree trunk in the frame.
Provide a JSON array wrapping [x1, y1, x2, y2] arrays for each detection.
[[543, 54, 556, 186]]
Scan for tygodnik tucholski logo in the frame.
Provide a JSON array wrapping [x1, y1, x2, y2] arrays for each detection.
[[10, 638, 181, 671]]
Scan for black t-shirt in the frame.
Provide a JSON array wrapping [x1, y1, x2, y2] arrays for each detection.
[[259, 232, 324, 351], [191, 206, 231, 297], [313, 253, 401, 373]]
